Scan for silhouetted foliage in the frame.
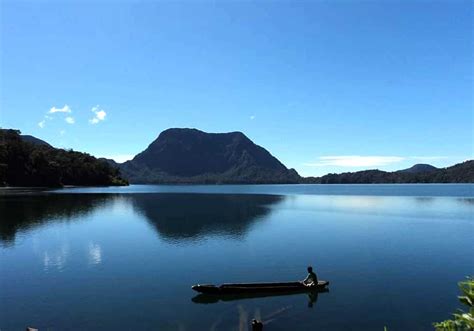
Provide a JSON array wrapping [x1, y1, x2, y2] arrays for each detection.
[[0, 129, 128, 187], [434, 277, 474, 330], [303, 161, 474, 184]]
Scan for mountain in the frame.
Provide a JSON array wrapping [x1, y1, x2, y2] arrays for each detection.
[[0, 129, 128, 187], [2, 128, 471, 186], [98, 157, 119, 167], [397, 164, 438, 173], [20, 134, 52, 148], [120, 128, 300, 184], [433, 160, 474, 183], [304, 160, 474, 184]]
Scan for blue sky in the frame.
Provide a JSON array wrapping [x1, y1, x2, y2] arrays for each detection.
[[1, 0, 472, 176]]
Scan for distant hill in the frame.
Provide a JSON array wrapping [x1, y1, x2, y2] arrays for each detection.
[[120, 128, 300, 184], [304, 160, 474, 184], [98, 157, 119, 167], [397, 164, 438, 174], [20, 134, 52, 148], [0, 129, 128, 187]]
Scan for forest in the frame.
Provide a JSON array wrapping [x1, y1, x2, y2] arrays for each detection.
[[0, 129, 128, 187], [303, 161, 474, 184]]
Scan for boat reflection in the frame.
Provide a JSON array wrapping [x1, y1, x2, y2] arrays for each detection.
[[192, 287, 328, 306]]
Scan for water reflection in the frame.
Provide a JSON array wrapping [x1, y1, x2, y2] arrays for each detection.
[[42, 242, 69, 272], [0, 193, 284, 245], [88, 242, 102, 265], [0, 193, 113, 245], [1, 189, 473, 330], [2, 193, 470, 247], [192, 288, 326, 306], [129, 194, 283, 241], [414, 197, 434, 203], [460, 198, 474, 205], [207, 301, 309, 331]]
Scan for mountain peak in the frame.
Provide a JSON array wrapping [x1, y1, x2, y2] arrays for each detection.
[[398, 164, 438, 173], [158, 128, 248, 139], [20, 134, 52, 148], [122, 128, 299, 184]]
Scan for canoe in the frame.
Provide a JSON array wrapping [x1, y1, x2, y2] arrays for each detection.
[[191, 280, 329, 295]]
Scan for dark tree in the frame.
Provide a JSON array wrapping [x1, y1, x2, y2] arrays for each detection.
[[0, 129, 128, 187]]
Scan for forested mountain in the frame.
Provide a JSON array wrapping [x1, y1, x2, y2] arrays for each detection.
[[397, 164, 438, 173], [0, 129, 127, 187], [1, 128, 472, 186], [20, 135, 52, 148], [120, 128, 301, 184], [304, 160, 474, 184]]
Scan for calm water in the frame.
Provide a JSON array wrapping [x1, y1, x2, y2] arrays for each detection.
[[0, 184, 473, 330]]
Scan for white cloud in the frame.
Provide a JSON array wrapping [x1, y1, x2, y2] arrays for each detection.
[[49, 105, 72, 114], [96, 110, 106, 120], [304, 156, 405, 168], [250, 115, 256, 120], [89, 105, 107, 124], [59, 130, 66, 136], [39, 105, 72, 128], [65, 116, 75, 124]]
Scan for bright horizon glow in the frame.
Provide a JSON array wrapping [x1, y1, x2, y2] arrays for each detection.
[[99, 154, 135, 163], [304, 156, 406, 168], [1, 1, 472, 176]]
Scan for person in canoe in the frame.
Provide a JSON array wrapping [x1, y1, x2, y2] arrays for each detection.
[[302, 266, 318, 287]]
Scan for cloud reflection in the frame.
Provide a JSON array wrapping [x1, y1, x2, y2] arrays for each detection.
[[88, 242, 102, 265], [42, 243, 69, 272]]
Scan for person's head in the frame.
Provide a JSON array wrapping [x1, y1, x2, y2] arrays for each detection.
[[307, 266, 313, 273]]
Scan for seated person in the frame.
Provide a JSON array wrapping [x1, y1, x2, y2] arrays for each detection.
[[302, 266, 318, 286]]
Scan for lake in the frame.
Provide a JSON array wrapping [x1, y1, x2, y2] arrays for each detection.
[[0, 184, 473, 330]]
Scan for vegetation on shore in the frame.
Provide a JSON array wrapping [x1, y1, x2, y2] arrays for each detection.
[[1, 127, 473, 186], [434, 277, 474, 331], [303, 161, 474, 184], [0, 129, 128, 187]]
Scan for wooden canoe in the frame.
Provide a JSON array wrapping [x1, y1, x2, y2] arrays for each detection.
[[191, 280, 329, 295]]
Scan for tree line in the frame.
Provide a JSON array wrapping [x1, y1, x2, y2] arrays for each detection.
[[303, 163, 474, 184], [0, 129, 128, 187]]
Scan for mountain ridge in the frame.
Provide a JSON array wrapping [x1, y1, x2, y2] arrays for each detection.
[[3, 128, 473, 185], [20, 134, 52, 148], [304, 160, 473, 184], [397, 164, 438, 174], [120, 128, 300, 184], [0, 129, 127, 187]]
